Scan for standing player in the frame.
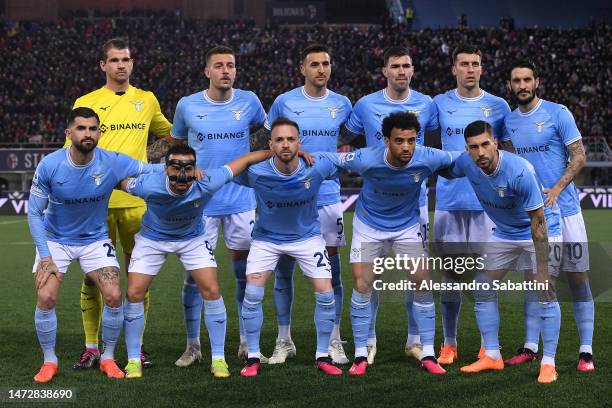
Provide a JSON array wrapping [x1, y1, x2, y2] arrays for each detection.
[[451, 121, 561, 384], [171, 46, 268, 366], [431, 44, 511, 364], [503, 59, 594, 371], [345, 46, 437, 363], [28, 108, 164, 383], [119, 146, 274, 379], [263, 44, 352, 365], [339, 112, 455, 376], [68, 38, 172, 370], [236, 118, 342, 377]]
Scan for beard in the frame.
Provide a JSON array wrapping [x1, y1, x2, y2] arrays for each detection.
[[514, 89, 536, 106], [73, 138, 97, 154]]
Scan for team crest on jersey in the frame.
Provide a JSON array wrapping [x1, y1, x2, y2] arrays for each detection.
[[496, 186, 506, 198], [92, 173, 104, 186], [408, 110, 421, 119], [535, 121, 546, 133], [302, 177, 313, 189], [327, 107, 341, 119], [131, 101, 144, 112], [230, 109, 244, 120], [410, 171, 422, 183], [193, 201, 200, 208], [481, 107, 492, 118]]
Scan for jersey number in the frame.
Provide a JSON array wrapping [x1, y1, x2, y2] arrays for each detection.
[[336, 217, 344, 235], [564, 243, 583, 260], [103, 243, 116, 258], [314, 250, 330, 268]]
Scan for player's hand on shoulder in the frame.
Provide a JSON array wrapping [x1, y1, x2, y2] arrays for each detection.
[[298, 150, 315, 166], [195, 168, 204, 181], [35, 256, 61, 289]]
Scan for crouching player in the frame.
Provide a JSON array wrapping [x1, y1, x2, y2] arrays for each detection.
[[335, 112, 456, 375], [119, 145, 274, 379], [28, 107, 165, 383], [450, 121, 561, 384]]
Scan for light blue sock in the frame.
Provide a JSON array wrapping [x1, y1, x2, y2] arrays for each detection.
[[524, 290, 540, 351], [474, 274, 499, 355], [413, 291, 435, 355], [101, 304, 123, 361], [233, 259, 247, 338], [570, 279, 594, 350], [35, 307, 57, 364], [350, 289, 371, 357], [329, 254, 343, 325], [273, 256, 295, 327], [242, 284, 265, 357], [441, 287, 461, 344], [314, 291, 335, 357], [404, 291, 419, 339], [540, 301, 561, 360], [124, 300, 144, 360], [182, 272, 202, 341], [204, 297, 227, 359], [368, 289, 379, 341]]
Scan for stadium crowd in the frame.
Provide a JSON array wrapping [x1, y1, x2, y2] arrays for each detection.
[[0, 13, 609, 147]]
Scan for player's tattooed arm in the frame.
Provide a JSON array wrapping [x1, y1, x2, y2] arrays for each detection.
[[528, 206, 553, 300], [544, 139, 585, 207], [147, 135, 183, 163], [501, 139, 515, 153], [250, 126, 270, 151], [338, 125, 365, 148]]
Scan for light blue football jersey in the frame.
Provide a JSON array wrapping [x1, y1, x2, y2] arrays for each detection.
[[433, 89, 511, 211], [233, 153, 340, 244], [503, 99, 582, 217], [126, 166, 233, 241], [29, 148, 162, 251], [335, 145, 453, 232], [172, 89, 266, 216], [264, 86, 351, 207], [345, 88, 437, 207], [450, 150, 561, 240]]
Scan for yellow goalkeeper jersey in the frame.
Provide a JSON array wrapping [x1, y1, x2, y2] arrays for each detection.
[[65, 85, 172, 208]]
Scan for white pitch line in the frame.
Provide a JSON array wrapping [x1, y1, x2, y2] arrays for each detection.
[[0, 219, 27, 225]]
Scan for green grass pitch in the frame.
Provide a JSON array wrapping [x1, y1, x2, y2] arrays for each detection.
[[0, 211, 609, 407]]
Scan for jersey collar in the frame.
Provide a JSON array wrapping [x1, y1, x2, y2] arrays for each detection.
[[202, 89, 235, 105], [270, 157, 303, 177], [518, 98, 543, 117], [382, 88, 411, 104], [301, 86, 329, 101], [454, 88, 484, 102], [65, 147, 95, 169]]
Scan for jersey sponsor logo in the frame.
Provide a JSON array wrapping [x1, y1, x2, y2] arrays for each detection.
[[327, 106, 341, 119], [99, 105, 110, 111], [446, 110, 457, 115], [510, 128, 518, 133], [373, 188, 410, 197], [230, 109, 244, 120], [301, 129, 338, 137], [496, 186, 506, 198], [293, 110, 304, 116], [516, 144, 550, 154], [374, 112, 384, 120], [130, 101, 144, 112], [375, 131, 383, 140], [481, 107, 492, 118], [265, 196, 315, 208], [479, 198, 515, 210], [100, 122, 147, 133], [535, 121, 546, 133], [64, 193, 106, 205], [92, 173, 104, 186], [196, 114, 207, 119], [201, 131, 246, 140]]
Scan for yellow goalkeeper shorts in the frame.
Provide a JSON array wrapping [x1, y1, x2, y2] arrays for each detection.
[[107, 206, 146, 254]]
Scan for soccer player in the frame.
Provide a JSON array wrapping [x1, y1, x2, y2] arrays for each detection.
[[263, 44, 352, 365], [68, 38, 172, 370], [28, 107, 164, 383], [450, 121, 561, 384], [503, 59, 594, 371], [171, 46, 268, 366], [431, 44, 511, 364], [345, 46, 438, 363], [236, 118, 342, 377], [119, 145, 274, 379], [339, 112, 455, 376]]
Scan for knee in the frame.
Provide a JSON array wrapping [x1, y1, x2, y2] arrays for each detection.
[[244, 284, 265, 305], [126, 286, 145, 303], [103, 287, 122, 307], [200, 284, 220, 301], [37, 289, 57, 309], [354, 277, 371, 294]]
